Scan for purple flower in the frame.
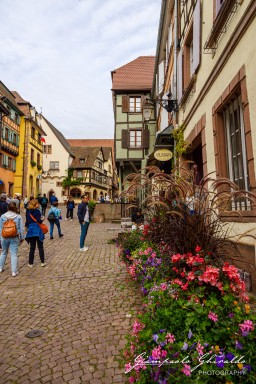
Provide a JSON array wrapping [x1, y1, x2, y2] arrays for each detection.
[[216, 354, 225, 368], [188, 329, 193, 339], [141, 287, 148, 295], [243, 365, 252, 372], [242, 331, 249, 337], [226, 352, 235, 361], [228, 313, 234, 318], [160, 342, 166, 347], [204, 343, 209, 347], [190, 342, 196, 350], [235, 341, 243, 350], [181, 342, 188, 351], [159, 329, 166, 333], [153, 334, 159, 342]]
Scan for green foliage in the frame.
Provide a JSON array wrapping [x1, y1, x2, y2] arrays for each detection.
[[30, 160, 36, 167], [117, 230, 144, 264], [88, 200, 96, 210], [172, 124, 190, 161], [61, 168, 83, 188]]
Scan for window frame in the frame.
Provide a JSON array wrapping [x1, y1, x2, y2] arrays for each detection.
[[129, 96, 142, 113], [129, 129, 142, 148], [49, 161, 59, 170]]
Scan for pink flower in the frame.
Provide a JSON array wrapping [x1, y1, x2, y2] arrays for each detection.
[[196, 341, 204, 356], [239, 320, 254, 333], [129, 377, 136, 383], [181, 364, 191, 376], [151, 346, 162, 360], [161, 349, 168, 358], [132, 320, 144, 335], [125, 363, 132, 373], [165, 333, 176, 343], [134, 356, 147, 372], [187, 271, 196, 281], [160, 283, 168, 291], [208, 311, 218, 322]]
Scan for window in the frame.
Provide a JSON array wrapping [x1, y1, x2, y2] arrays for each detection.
[[98, 161, 103, 169], [43, 145, 52, 154], [13, 133, 17, 146], [5, 128, 9, 140], [129, 130, 142, 148], [38, 133, 41, 144], [37, 153, 40, 166], [14, 113, 19, 124], [77, 171, 83, 178], [108, 164, 112, 174], [31, 127, 35, 139], [49, 161, 59, 170], [79, 158, 85, 164], [30, 148, 34, 162], [224, 96, 248, 195], [129, 97, 141, 112], [70, 187, 82, 199]]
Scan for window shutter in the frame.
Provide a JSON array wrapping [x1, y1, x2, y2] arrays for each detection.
[[13, 159, 16, 172], [2, 126, 5, 139], [122, 96, 129, 112], [142, 129, 150, 149], [192, 0, 201, 74], [177, 50, 183, 103], [121, 130, 129, 148]]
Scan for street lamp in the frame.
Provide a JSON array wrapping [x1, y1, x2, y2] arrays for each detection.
[[142, 100, 154, 121]]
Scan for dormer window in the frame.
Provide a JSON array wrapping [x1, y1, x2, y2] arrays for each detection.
[[79, 158, 85, 164]]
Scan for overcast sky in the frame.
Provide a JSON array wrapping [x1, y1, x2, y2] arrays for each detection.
[[0, 0, 161, 139]]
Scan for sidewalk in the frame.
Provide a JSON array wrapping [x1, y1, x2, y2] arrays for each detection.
[[0, 218, 141, 384]]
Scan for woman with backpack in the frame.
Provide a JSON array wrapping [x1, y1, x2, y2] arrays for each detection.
[[25, 199, 46, 268], [47, 201, 63, 239], [65, 196, 75, 221], [0, 202, 24, 277]]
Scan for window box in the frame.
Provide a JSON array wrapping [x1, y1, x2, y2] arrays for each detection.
[[37, 164, 42, 170], [30, 160, 37, 167]]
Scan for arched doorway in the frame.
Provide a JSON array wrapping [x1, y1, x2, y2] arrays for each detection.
[[70, 187, 82, 199], [48, 189, 55, 201], [93, 189, 97, 200]]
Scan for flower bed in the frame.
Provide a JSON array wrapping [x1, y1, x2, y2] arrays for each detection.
[[118, 232, 256, 383]]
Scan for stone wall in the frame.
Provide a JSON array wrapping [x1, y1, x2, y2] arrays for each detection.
[[92, 203, 121, 223]]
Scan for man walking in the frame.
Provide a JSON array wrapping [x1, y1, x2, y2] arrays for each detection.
[[77, 195, 90, 252]]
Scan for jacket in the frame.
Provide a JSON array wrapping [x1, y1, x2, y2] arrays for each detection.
[[77, 202, 91, 223], [25, 208, 44, 242], [0, 201, 8, 216], [0, 211, 25, 240]]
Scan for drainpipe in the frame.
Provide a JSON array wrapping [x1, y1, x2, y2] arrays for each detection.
[[173, 0, 178, 167]]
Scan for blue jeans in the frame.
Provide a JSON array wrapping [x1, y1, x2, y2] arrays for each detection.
[[0, 236, 20, 273], [80, 222, 89, 248], [50, 219, 62, 237]]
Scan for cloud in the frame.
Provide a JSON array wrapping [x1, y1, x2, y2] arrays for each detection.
[[0, 0, 160, 139]]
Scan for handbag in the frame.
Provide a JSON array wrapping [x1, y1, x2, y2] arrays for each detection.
[[29, 214, 49, 234]]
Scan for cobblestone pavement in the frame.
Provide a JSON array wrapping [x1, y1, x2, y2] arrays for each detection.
[[0, 212, 141, 384]]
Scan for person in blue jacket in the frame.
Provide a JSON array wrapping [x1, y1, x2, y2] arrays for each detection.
[[50, 192, 58, 206], [25, 199, 46, 268], [48, 201, 63, 240], [77, 195, 91, 252]]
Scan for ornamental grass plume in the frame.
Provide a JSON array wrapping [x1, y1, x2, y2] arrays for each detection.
[[120, 163, 256, 266]]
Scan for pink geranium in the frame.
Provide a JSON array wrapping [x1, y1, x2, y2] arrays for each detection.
[[239, 320, 254, 333], [181, 364, 191, 376], [208, 311, 218, 322], [165, 333, 176, 343]]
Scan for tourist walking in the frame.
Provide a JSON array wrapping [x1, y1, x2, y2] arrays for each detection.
[[77, 195, 91, 251], [0, 202, 24, 276], [50, 193, 58, 206], [0, 194, 8, 216], [25, 199, 46, 267], [47, 201, 63, 239], [41, 193, 48, 216], [65, 196, 75, 221]]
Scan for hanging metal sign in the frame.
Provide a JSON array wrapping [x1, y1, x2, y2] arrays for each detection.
[[154, 148, 173, 161]]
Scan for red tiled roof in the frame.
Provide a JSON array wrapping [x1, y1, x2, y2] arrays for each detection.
[[68, 139, 114, 156], [111, 56, 155, 91]]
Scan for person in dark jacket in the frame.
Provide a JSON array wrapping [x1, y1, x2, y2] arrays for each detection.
[[77, 195, 91, 252], [65, 196, 75, 221], [50, 193, 58, 206], [0, 194, 8, 217], [41, 193, 48, 216], [25, 199, 46, 267], [131, 208, 144, 225]]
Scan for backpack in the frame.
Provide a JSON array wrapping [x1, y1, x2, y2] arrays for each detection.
[[41, 197, 48, 206], [2, 219, 18, 238], [47, 211, 56, 222]]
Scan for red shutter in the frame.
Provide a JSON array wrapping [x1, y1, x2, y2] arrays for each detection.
[[122, 96, 129, 112], [192, 0, 201, 74], [142, 129, 150, 149], [177, 50, 183, 103], [122, 130, 129, 148]]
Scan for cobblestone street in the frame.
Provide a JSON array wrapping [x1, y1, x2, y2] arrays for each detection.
[[0, 214, 140, 384]]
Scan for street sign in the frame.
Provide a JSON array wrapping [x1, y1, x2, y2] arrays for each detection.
[[154, 148, 173, 161]]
